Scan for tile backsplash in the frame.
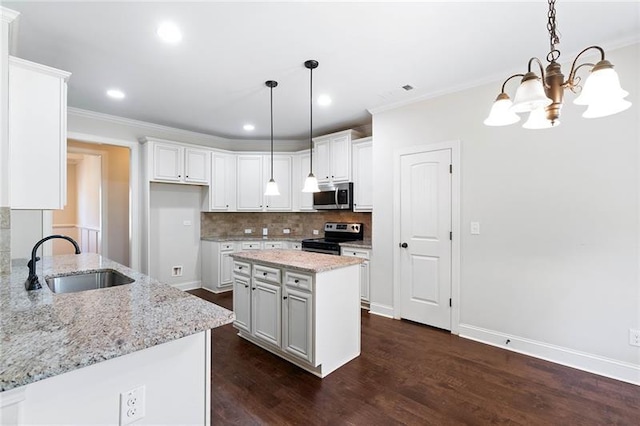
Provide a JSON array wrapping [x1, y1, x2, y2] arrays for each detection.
[[202, 211, 372, 240]]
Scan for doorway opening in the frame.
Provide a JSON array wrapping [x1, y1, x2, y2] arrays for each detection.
[[52, 140, 131, 266]]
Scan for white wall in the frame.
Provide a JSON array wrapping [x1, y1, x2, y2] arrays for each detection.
[[149, 182, 202, 288], [371, 43, 640, 382], [52, 162, 79, 255]]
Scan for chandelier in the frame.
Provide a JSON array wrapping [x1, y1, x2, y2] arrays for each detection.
[[484, 0, 631, 129]]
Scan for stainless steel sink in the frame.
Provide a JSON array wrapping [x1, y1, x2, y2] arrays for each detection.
[[45, 269, 135, 294]]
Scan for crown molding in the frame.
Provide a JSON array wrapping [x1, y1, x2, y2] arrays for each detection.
[[0, 7, 20, 24], [368, 36, 640, 116], [9, 56, 71, 80]]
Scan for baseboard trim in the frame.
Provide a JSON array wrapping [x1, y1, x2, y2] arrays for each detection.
[[200, 286, 232, 294], [459, 324, 640, 386], [171, 281, 202, 291], [368, 303, 394, 319]]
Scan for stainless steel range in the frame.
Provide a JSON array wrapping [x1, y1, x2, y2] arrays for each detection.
[[301, 222, 364, 255]]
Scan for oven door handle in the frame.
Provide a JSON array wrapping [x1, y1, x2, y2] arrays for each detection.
[[335, 189, 339, 207]]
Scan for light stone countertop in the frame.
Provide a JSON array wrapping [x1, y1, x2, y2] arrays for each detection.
[[0, 253, 234, 392], [230, 249, 363, 273], [201, 236, 372, 250]]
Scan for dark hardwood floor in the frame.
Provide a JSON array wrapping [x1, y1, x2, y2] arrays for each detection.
[[189, 289, 640, 425]]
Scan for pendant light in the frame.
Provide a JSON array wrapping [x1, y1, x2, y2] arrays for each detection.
[[484, 0, 631, 129], [302, 59, 320, 193], [264, 80, 280, 196]]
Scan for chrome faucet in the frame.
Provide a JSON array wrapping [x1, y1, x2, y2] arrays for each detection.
[[25, 235, 81, 291]]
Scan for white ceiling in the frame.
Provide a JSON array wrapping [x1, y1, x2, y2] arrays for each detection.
[[4, 1, 640, 142]]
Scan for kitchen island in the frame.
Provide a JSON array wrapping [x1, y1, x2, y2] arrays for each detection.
[[231, 249, 362, 378], [0, 253, 234, 424]]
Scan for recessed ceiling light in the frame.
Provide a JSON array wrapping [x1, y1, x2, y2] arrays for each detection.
[[317, 94, 332, 106], [106, 89, 125, 99], [243, 124, 255, 131], [157, 22, 182, 44]]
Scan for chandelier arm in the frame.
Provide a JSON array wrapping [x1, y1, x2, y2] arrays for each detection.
[[500, 73, 525, 93], [565, 45, 605, 86], [527, 57, 547, 85]]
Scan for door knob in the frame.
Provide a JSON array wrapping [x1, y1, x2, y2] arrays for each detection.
[[400, 242, 408, 248]]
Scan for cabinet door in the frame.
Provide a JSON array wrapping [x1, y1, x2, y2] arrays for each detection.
[[153, 143, 183, 181], [360, 260, 370, 302], [237, 155, 264, 210], [330, 135, 352, 183], [210, 152, 236, 210], [283, 286, 313, 364], [352, 140, 373, 211], [233, 274, 252, 333], [314, 139, 331, 184], [9, 58, 69, 209], [252, 280, 282, 347], [220, 250, 234, 286], [184, 148, 209, 184], [264, 155, 292, 211], [297, 151, 314, 211]]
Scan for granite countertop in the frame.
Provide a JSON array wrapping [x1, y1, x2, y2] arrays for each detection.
[[201, 236, 305, 242], [202, 236, 373, 250], [230, 249, 363, 273], [0, 253, 234, 392]]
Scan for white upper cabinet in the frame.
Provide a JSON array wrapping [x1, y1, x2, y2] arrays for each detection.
[[237, 154, 264, 210], [313, 129, 362, 185], [264, 155, 292, 211], [9, 57, 71, 209], [352, 137, 373, 212], [208, 151, 236, 211], [146, 139, 210, 185], [294, 151, 315, 211], [237, 154, 292, 211]]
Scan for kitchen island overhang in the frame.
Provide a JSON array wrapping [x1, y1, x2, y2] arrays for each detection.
[[0, 253, 234, 424], [231, 249, 363, 378]]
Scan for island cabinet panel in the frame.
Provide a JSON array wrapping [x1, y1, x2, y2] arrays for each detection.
[[233, 271, 252, 333], [283, 286, 314, 364], [231, 250, 361, 378], [252, 280, 282, 347]]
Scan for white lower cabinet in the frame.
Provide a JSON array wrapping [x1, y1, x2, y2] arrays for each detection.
[[341, 247, 371, 304], [232, 261, 252, 333], [232, 257, 360, 378], [202, 241, 236, 292]]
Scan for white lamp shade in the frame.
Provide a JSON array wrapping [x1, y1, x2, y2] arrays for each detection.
[[265, 179, 280, 196], [574, 67, 629, 106], [302, 173, 320, 193], [522, 106, 559, 129], [582, 98, 632, 118], [511, 78, 552, 113], [484, 98, 521, 126]]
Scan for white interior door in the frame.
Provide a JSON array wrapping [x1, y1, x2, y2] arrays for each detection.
[[399, 148, 452, 329]]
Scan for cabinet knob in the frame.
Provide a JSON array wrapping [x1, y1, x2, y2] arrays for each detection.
[[400, 242, 408, 248], [263, 272, 267, 276], [239, 266, 243, 269], [186, 175, 189, 178], [244, 284, 248, 288], [283, 296, 288, 300], [178, 175, 182, 178], [252, 287, 256, 290]]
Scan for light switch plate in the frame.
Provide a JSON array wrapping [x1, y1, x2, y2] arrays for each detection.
[[244, 229, 252, 234], [283, 228, 290, 234], [470, 222, 480, 235], [262, 228, 268, 236]]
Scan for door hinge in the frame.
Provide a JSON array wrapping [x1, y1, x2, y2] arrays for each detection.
[[449, 164, 452, 174], [449, 231, 452, 240], [449, 298, 452, 307]]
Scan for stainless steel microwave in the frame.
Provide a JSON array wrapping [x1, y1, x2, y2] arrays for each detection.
[[312, 182, 353, 210]]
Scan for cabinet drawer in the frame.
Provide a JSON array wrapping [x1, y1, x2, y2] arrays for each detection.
[[220, 242, 235, 251], [241, 241, 262, 250], [254, 264, 281, 283], [342, 248, 370, 260], [234, 261, 251, 276], [284, 271, 313, 291], [264, 241, 284, 250]]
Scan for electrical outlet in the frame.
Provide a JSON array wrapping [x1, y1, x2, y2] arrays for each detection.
[[172, 266, 183, 277], [119, 385, 145, 425], [630, 328, 640, 346], [470, 222, 480, 235], [263, 227, 268, 236], [244, 228, 252, 234], [183, 220, 192, 226], [283, 228, 290, 234], [313, 229, 319, 235]]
